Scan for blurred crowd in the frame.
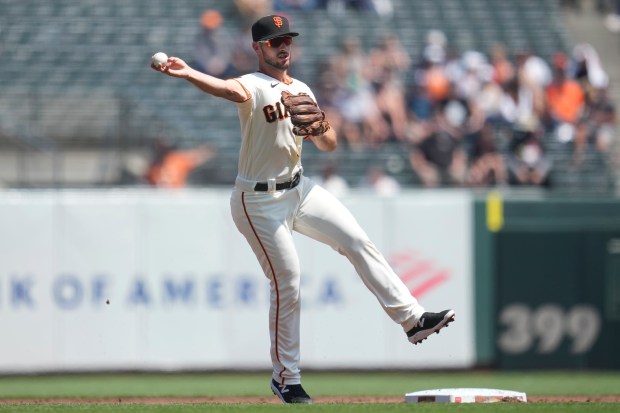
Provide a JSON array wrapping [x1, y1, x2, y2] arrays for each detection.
[[314, 31, 616, 189], [152, 1, 617, 194], [190, 0, 396, 79]]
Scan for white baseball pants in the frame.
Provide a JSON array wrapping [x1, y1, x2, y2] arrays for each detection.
[[230, 176, 424, 384]]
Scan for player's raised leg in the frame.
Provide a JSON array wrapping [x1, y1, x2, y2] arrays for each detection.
[[293, 178, 455, 342]]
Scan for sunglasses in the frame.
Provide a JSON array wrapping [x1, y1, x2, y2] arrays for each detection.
[[260, 36, 293, 48]]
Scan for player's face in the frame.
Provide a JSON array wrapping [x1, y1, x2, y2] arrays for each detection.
[[258, 36, 293, 71]]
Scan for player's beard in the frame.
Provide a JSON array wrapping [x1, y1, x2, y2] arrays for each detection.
[[262, 46, 290, 71]]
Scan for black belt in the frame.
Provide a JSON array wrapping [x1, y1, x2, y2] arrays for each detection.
[[254, 171, 301, 191]]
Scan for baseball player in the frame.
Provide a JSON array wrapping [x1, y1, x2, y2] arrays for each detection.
[[152, 14, 455, 404]]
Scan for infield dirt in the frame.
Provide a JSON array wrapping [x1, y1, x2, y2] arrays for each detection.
[[2, 395, 620, 404]]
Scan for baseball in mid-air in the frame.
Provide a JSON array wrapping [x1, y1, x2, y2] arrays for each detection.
[[151, 52, 168, 67]]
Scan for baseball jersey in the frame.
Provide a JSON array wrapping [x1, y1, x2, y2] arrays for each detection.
[[234, 72, 316, 183]]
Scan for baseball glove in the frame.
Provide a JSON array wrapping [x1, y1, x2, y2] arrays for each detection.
[[281, 91, 330, 136]]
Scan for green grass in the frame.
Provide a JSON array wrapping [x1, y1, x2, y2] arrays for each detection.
[[0, 371, 618, 413], [1, 371, 619, 398]]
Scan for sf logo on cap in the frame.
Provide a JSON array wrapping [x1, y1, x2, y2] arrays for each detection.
[[273, 16, 283, 28]]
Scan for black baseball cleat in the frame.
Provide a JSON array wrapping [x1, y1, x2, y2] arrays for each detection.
[[407, 309, 455, 345], [271, 379, 313, 404]]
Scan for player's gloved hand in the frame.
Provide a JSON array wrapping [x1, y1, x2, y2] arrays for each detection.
[[281, 91, 330, 137]]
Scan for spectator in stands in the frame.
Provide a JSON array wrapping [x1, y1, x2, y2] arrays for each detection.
[[407, 81, 436, 124], [329, 37, 390, 150], [498, 77, 545, 131], [572, 84, 617, 168], [420, 30, 448, 68], [515, 50, 552, 91], [368, 33, 411, 84], [467, 121, 507, 187], [193, 10, 235, 78], [407, 32, 450, 122], [359, 164, 401, 196], [146, 139, 216, 188], [506, 127, 552, 187], [565, 43, 615, 168], [313, 58, 346, 140], [489, 43, 515, 86], [407, 88, 472, 187], [570, 43, 610, 93], [544, 52, 585, 133], [374, 73, 410, 142], [473, 76, 505, 125], [368, 34, 412, 142], [454, 50, 492, 102]]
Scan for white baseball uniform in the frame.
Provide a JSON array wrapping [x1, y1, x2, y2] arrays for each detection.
[[229, 72, 425, 385]]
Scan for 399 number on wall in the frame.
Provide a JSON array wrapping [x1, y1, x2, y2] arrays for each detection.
[[498, 304, 601, 354]]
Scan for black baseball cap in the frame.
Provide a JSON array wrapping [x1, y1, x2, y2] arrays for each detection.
[[252, 15, 299, 42]]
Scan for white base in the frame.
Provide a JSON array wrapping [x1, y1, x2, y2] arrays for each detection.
[[404, 388, 527, 403]]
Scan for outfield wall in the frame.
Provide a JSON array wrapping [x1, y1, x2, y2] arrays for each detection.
[[0, 189, 474, 373], [474, 195, 620, 370]]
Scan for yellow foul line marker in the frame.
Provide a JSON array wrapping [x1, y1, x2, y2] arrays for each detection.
[[486, 191, 503, 232]]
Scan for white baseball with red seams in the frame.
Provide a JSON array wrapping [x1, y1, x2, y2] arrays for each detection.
[[151, 52, 168, 67], [229, 72, 425, 385]]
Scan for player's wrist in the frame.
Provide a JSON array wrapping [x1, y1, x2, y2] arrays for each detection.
[[184, 67, 197, 81]]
